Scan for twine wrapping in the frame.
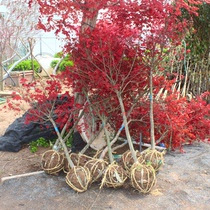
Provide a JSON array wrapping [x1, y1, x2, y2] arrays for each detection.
[[100, 162, 127, 189], [66, 166, 91, 193], [121, 150, 145, 172], [69, 153, 93, 167], [130, 162, 156, 193], [41, 150, 64, 175], [85, 158, 108, 183], [142, 149, 164, 171]]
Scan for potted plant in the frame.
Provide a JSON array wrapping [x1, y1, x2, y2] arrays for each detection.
[[5, 59, 39, 87]]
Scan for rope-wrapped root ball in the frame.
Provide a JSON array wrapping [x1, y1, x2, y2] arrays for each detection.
[[143, 149, 164, 171], [64, 153, 93, 173], [66, 166, 91, 193], [69, 153, 93, 167], [41, 150, 64, 175], [121, 150, 145, 171], [85, 158, 108, 183], [100, 162, 127, 189], [63, 157, 71, 173], [130, 162, 156, 193]]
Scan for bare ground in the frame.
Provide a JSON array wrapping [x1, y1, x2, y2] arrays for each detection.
[[0, 142, 210, 210], [0, 95, 210, 210], [0, 99, 44, 178]]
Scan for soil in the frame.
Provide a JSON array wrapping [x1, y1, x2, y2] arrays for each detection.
[[0, 91, 210, 210], [0, 97, 45, 178]]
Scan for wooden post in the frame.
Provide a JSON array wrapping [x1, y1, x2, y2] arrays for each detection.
[[0, 55, 4, 91]]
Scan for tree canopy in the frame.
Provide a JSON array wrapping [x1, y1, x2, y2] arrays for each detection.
[[22, 0, 210, 151]]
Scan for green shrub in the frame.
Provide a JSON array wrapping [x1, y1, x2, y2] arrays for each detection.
[[29, 137, 56, 153], [50, 53, 74, 72], [59, 60, 74, 71], [54, 52, 64, 58], [29, 135, 73, 153], [10, 60, 40, 72], [50, 60, 59, 69]]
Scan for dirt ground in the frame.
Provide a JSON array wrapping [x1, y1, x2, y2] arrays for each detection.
[[0, 92, 210, 210], [0, 98, 44, 178]]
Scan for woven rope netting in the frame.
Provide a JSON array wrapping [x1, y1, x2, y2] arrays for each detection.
[[130, 162, 157, 193], [41, 150, 64, 175], [66, 166, 91, 193], [142, 149, 165, 171], [69, 153, 93, 167], [121, 150, 145, 171], [100, 162, 127, 189], [63, 153, 93, 173], [85, 158, 108, 183]]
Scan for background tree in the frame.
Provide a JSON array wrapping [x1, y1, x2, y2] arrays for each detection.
[[184, 2, 210, 59], [184, 2, 210, 99], [0, 0, 40, 90]]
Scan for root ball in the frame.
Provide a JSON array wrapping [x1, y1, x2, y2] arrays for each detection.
[[121, 150, 144, 171], [41, 150, 64, 175], [100, 162, 127, 189], [85, 158, 108, 183], [143, 149, 164, 171], [66, 166, 91, 193], [130, 162, 156, 193]]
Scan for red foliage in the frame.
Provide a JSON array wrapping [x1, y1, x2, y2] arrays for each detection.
[[128, 90, 210, 151], [71, 21, 148, 95], [19, 0, 210, 151], [8, 77, 76, 132]]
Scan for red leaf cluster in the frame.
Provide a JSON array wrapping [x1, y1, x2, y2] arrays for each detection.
[[128, 90, 210, 151], [19, 0, 210, 151]]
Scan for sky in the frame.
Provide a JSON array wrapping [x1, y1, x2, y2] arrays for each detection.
[[0, 4, 8, 13], [33, 31, 64, 57]]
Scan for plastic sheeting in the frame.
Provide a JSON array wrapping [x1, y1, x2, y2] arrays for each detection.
[[0, 114, 87, 153], [0, 112, 57, 152]]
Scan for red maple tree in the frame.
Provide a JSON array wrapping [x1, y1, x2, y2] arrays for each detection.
[[15, 0, 209, 152]]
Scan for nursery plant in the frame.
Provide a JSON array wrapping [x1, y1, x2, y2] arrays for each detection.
[[0, 0, 40, 91], [10, 77, 93, 192], [7, 0, 209, 193], [29, 135, 72, 153], [10, 59, 40, 72], [29, 137, 52, 153]]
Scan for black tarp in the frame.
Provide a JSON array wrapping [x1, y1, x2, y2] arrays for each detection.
[[0, 94, 88, 152], [0, 95, 69, 152], [0, 112, 57, 152], [0, 113, 87, 152], [71, 131, 87, 153]]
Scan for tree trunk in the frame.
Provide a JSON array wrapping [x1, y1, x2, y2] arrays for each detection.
[[0, 55, 4, 91], [117, 92, 138, 162], [149, 67, 155, 150]]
